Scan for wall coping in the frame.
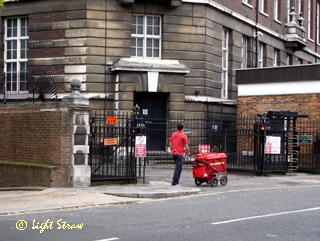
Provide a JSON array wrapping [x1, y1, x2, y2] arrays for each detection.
[[0, 160, 59, 168]]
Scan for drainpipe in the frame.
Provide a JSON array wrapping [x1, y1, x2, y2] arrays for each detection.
[[104, 0, 108, 114], [255, 0, 259, 67], [316, 2, 318, 63]]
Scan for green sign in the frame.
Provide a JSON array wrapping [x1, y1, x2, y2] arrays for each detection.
[[298, 135, 313, 144]]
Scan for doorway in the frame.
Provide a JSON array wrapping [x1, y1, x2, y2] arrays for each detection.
[[134, 92, 168, 151]]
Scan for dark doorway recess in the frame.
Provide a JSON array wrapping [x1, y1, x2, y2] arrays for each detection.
[[134, 92, 168, 151]]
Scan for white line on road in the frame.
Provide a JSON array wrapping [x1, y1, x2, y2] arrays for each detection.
[[94, 238, 119, 241], [212, 207, 320, 225]]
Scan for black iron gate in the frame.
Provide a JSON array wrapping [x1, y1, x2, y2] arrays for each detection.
[[89, 111, 146, 183], [143, 114, 320, 174], [89, 112, 320, 178]]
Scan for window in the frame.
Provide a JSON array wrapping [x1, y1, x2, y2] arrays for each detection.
[[274, 0, 281, 22], [297, 0, 302, 14], [4, 17, 29, 93], [242, 0, 253, 6], [307, 0, 314, 40], [241, 36, 248, 68], [222, 29, 229, 98], [273, 49, 279, 66], [131, 15, 161, 58], [258, 43, 264, 67], [287, 54, 292, 65], [317, 1, 320, 45], [259, 0, 268, 14], [286, 0, 291, 23]]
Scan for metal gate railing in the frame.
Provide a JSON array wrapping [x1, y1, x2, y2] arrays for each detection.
[[141, 114, 320, 174], [89, 112, 320, 177], [89, 111, 146, 183]]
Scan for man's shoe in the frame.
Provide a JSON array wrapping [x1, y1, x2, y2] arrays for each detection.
[[172, 184, 180, 187]]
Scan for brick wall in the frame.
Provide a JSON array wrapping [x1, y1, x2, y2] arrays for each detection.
[[0, 103, 72, 187], [237, 93, 320, 120]]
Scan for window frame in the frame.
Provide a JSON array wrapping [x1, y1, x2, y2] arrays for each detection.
[[273, 49, 279, 66], [221, 29, 229, 99], [131, 15, 162, 59], [242, 0, 253, 8], [258, 43, 264, 68], [307, 0, 314, 41], [241, 36, 248, 69], [259, 0, 268, 15], [4, 17, 29, 94]]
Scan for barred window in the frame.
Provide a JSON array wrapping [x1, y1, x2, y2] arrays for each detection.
[[5, 17, 29, 92], [131, 15, 161, 58]]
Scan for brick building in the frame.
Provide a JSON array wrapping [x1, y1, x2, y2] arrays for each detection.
[[236, 64, 320, 120], [0, 0, 320, 118]]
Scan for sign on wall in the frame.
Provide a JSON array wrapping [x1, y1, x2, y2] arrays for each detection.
[[299, 135, 312, 144], [265, 136, 281, 154], [104, 138, 118, 146], [106, 117, 117, 125], [135, 136, 146, 157]]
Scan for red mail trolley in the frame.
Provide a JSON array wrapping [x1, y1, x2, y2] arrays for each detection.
[[191, 152, 228, 187]]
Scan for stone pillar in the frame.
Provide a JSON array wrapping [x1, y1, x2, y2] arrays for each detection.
[[62, 79, 92, 187]]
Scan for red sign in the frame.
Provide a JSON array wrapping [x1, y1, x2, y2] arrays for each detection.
[[106, 117, 117, 125], [135, 136, 146, 157]]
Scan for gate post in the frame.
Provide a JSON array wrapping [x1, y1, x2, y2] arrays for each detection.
[[63, 79, 92, 187]]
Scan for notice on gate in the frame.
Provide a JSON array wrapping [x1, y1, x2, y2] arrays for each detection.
[[265, 136, 281, 154], [135, 136, 146, 157], [106, 117, 117, 125], [104, 138, 118, 146]]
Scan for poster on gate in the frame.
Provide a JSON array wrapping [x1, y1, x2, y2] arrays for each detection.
[[265, 136, 281, 154], [135, 136, 146, 157], [199, 145, 210, 154]]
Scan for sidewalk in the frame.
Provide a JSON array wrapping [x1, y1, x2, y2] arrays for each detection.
[[1, 167, 319, 215]]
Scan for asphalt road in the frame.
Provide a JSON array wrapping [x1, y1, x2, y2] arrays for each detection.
[[1, 176, 320, 241]]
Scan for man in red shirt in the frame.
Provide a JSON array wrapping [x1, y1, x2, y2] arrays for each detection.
[[169, 122, 189, 187]]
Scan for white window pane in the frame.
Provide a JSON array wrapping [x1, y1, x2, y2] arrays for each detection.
[[131, 25, 136, 34], [137, 48, 143, 56], [138, 26, 143, 34], [131, 38, 136, 47], [138, 16, 143, 24], [147, 39, 152, 47], [147, 26, 152, 35], [137, 38, 143, 47], [154, 49, 159, 57], [131, 48, 136, 56], [147, 17, 153, 25], [154, 27, 160, 35], [131, 16, 136, 24], [154, 39, 159, 48], [147, 48, 152, 57], [154, 17, 160, 26]]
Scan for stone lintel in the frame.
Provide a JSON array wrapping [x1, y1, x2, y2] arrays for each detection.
[[111, 58, 190, 74]]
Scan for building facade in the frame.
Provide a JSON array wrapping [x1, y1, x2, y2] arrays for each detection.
[[1, 0, 320, 118]]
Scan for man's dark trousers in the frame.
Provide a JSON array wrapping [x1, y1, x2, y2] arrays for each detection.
[[172, 154, 184, 185]]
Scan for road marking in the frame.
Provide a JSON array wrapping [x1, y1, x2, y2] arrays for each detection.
[[94, 238, 119, 241], [212, 207, 320, 225]]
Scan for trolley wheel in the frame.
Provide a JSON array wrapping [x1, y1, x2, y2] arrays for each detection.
[[210, 177, 218, 187], [220, 176, 228, 186], [195, 178, 202, 186]]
